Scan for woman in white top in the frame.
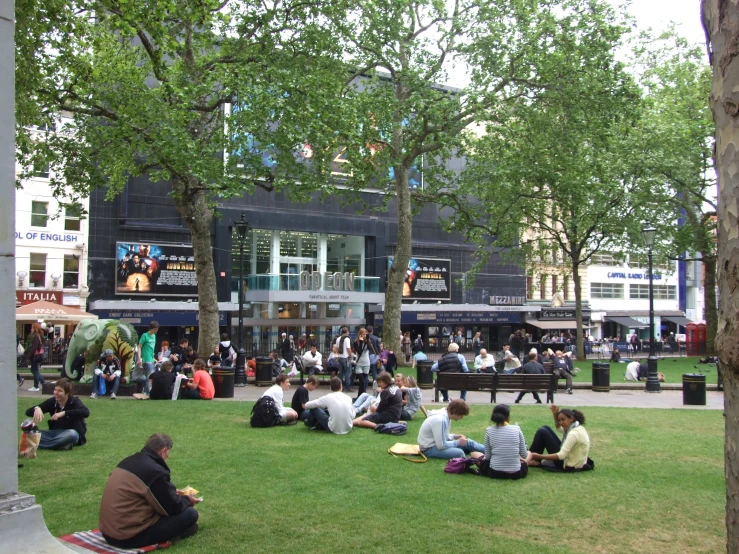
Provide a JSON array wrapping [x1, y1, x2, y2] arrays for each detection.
[[526, 405, 593, 471], [480, 404, 529, 480]]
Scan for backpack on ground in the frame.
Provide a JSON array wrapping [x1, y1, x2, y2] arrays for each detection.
[[444, 457, 482, 474], [250, 396, 282, 428], [374, 422, 407, 435]]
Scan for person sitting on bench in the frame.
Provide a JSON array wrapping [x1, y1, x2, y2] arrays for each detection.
[[431, 342, 469, 402], [514, 352, 545, 404]]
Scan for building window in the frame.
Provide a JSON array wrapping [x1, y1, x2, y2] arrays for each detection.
[[591, 282, 623, 299], [64, 205, 82, 231], [539, 275, 547, 300], [563, 276, 569, 300], [31, 201, 48, 227], [526, 276, 533, 299], [280, 231, 318, 258], [63, 255, 79, 288], [629, 254, 672, 273], [33, 162, 50, 179], [327, 234, 363, 276], [630, 283, 676, 300], [551, 275, 558, 295], [29, 253, 46, 288], [591, 252, 623, 266]]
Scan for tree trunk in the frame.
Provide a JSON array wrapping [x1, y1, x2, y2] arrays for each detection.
[[171, 176, 220, 356], [702, 1, 739, 551], [384, 162, 411, 355], [703, 255, 718, 355], [572, 260, 584, 361]]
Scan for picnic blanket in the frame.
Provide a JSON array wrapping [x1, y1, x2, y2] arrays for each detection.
[[58, 529, 170, 553]]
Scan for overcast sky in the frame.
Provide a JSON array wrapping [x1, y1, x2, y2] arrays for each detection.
[[619, 0, 706, 46]]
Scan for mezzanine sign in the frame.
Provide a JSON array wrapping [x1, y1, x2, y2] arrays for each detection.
[[489, 296, 526, 306]]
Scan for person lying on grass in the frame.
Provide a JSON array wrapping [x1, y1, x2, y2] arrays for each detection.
[[417, 399, 484, 460], [525, 404, 593, 471], [479, 404, 529, 480], [26, 377, 89, 450], [352, 371, 402, 429], [99, 433, 200, 549], [400, 375, 427, 421], [263, 373, 299, 424], [303, 377, 355, 434]]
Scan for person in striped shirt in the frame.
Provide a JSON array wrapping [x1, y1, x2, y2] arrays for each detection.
[[479, 404, 529, 480]]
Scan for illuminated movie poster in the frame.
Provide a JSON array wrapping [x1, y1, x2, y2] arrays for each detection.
[[115, 243, 198, 297], [388, 256, 451, 301]]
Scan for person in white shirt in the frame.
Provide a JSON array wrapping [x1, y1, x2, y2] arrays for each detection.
[[503, 350, 521, 374], [417, 399, 484, 459], [302, 345, 323, 375], [474, 349, 496, 373], [303, 377, 354, 434], [262, 374, 298, 423], [625, 358, 641, 381]]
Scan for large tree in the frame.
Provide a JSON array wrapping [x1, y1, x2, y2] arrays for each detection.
[[331, 0, 627, 353], [16, 0, 345, 352], [701, 1, 739, 550], [635, 30, 718, 352], [444, 9, 664, 360]]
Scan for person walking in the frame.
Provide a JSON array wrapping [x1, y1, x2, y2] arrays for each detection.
[[26, 323, 47, 391]]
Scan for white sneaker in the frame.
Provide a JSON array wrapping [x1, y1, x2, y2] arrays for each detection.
[[28, 387, 39, 392], [90, 393, 97, 399], [110, 393, 116, 399]]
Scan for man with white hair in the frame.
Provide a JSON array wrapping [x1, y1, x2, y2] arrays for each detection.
[[503, 350, 521, 374], [474, 348, 496, 373], [431, 342, 469, 402]]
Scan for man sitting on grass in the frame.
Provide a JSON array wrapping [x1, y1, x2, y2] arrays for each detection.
[[291, 375, 320, 422], [149, 361, 176, 400], [26, 378, 89, 450], [304, 377, 355, 434], [99, 434, 200, 549], [352, 371, 402, 430], [181, 359, 215, 400], [417, 399, 484, 459], [263, 374, 299, 424]]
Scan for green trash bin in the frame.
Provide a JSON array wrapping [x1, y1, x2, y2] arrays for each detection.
[[255, 357, 273, 387], [683, 373, 706, 405], [213, 368, 235, 398], [417, 360, 434, 390], [592, 362, 610, 392]]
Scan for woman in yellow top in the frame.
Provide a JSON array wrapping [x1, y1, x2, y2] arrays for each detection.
[[526, 405, 593, 471]]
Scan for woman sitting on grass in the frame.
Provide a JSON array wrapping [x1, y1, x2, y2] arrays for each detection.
[[479, 404, 528, 480], [526, 405, 593, 471], [400, 376, 427, 421], [352, 371, 402, 429]]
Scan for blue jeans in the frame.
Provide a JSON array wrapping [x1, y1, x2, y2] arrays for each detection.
[[504, 368, 517, 375], [422, 439, 484, 459], [39, 429, 79, 450], [306, 407, 331, 431], [132, 363, 155, 394], [339, 358, 352, 389], [353, 393, 373, 415], [439, 389, 467, 402], [31, 359, 46, 388], [93, 374, 120, 396]]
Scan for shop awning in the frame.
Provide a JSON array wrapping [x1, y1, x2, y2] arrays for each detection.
[[605, 316, 649, 328], [662, 315, 691, 327], [16, 301, 98, 323], [528, 320, 583, 330]]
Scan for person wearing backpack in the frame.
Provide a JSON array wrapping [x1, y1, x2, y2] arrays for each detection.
[[261, 374, 298, 424], [417, 399, 484, 460]]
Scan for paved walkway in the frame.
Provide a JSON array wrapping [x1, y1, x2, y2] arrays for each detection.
[[16, 382, 724, 410]]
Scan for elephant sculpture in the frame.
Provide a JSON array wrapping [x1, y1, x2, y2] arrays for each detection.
[[63, 319, 139, 383]]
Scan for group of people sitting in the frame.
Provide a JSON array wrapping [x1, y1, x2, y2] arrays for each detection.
[[256, 370, 427, 434], [419, 399, 592, 479]]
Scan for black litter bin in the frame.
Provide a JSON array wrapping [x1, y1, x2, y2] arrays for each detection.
[[213, 368, 235, 398], [683, 373, 706, 405], [417, 360, 434, 390], [255, 356, 273, 387], [592, 362, 610, 392]]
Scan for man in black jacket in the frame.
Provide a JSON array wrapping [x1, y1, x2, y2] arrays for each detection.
[[514, 353, 545, 404], [26, 378, 89, 449], [431, 343, 469, 402], [99, 434, 200, 548]]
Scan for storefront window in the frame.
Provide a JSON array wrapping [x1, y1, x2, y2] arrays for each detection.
[[327, 234, 363, 276], [280, 231, 318, 258]]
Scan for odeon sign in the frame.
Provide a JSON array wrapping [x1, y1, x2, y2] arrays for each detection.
[[299, 271, 355, 291]]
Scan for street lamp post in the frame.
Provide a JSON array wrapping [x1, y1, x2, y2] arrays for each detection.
[[641, 224, 661, 393], [234, 213, 251, 386]]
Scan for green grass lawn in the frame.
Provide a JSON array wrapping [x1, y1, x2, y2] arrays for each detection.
[[17, 398, 725, 553]]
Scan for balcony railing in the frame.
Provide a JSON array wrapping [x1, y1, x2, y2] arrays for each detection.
[[233, 274, 380, 293]]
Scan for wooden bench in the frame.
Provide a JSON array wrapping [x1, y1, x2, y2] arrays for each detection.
[[435, 372, 556, 404]]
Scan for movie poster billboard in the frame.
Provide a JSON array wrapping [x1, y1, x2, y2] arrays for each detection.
[[388, 256, 451, 301], [116, 243, 198, 297]]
